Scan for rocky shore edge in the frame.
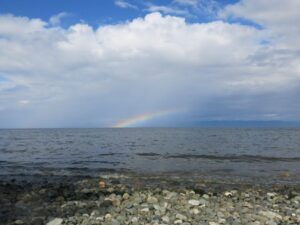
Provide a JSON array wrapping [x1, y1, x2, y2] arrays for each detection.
[[1, 174, 299, 225]]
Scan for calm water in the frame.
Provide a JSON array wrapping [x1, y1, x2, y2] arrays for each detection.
[[0, 128, 300, 183]]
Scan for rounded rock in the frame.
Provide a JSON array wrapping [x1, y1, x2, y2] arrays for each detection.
[[46, 218, 63, 225], [188, 200, 200, 206]]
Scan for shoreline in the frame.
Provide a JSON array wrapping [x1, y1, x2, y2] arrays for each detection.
[[1, 174, 300, 225]]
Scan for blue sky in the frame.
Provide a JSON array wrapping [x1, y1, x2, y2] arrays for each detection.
[[0, 0, 238, 26], [0, 0, 300, 128]]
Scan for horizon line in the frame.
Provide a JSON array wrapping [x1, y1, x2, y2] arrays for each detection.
[[1, 120, 300, 129]]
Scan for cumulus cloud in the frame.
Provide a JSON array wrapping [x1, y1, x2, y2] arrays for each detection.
[[0, 2, 300, 127], [0, 14, 46, 36]]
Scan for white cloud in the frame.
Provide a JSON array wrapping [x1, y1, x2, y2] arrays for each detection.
[[220, 0, 300, 83], [115, 0, 138, 10], [221, 0, 300, 44], [222, 0, 300, 26], [0, 7, 300, 127], [0, 14, 46, 36], [49, 12, 70, 25]]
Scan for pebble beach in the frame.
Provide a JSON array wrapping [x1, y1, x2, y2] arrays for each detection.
[[1, 174, 300, 225]]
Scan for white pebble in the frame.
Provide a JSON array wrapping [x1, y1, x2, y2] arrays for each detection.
[[188, 199, 200, 206], [162, 216, 170, 223], [209, 222, 220, 225]]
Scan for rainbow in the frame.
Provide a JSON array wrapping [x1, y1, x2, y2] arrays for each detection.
[[112, 110, 175, 128]]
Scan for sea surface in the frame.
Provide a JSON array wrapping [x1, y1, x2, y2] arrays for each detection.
[[0, 128, 300, 183]]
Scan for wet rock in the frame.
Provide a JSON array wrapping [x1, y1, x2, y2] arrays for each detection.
[[194, 188, 206, 196], [14, 220, 24, 225], [31, 217, 45, 225], [46, 218, 63, 225], [101, 199, 113, 207]]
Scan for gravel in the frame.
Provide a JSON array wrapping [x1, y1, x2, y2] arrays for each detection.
[[1, 175, 299, 225]]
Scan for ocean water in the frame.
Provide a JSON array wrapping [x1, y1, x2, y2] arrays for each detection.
[[0, 128, 300, 183]]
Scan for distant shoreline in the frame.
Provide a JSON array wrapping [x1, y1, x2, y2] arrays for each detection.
[[2, 121, 300, 129]]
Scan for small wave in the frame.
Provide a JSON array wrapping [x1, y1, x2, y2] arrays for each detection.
[[70, 160, 123, 165], [66, 167, 117, 172], [168, 154, 300, 162], [97, 153, 123, 156], [136, 153, 161, 156], [137, 153, 300, 162]]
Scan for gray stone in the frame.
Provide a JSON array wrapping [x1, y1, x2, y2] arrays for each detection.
[[259, 211, 282, 220], [209, 222, 220, 225], [162, 216, 170, 223], [111, 219, 121, 225], [176, 213, 187, 221], [46, 218, 63, 225], [14, 220, 24, 225], [147, 196, 158, 204], [188, 199, 200, 206], [123, 193, 130, 200]]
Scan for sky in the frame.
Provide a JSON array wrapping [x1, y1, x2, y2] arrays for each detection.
[[0, 0, 300, 128]]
